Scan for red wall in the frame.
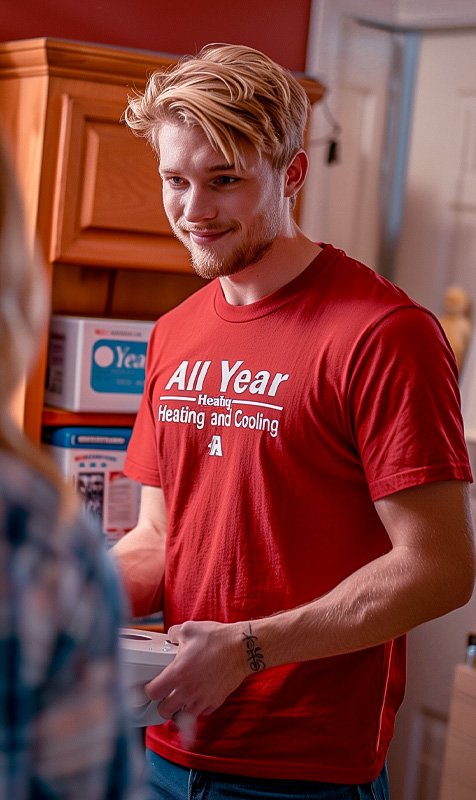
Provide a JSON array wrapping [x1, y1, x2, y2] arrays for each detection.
[[0, 0, 312, 73]]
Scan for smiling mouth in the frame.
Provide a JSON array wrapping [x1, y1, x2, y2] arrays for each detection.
[[188, 229, 232, 245]]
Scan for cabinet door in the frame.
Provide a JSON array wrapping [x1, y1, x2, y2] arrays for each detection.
[[50, 92, 191, 272]]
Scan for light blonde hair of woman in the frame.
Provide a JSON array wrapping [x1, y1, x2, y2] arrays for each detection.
[[0, 134, 67, 495]]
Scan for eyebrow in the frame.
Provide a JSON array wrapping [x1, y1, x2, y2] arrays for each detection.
[[160, 162, 236, 175]]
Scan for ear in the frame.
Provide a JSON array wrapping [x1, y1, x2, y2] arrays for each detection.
[[284, 150, 309, 199]]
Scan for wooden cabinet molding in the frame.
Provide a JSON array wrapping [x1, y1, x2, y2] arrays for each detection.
[[0, 37, 177, 84]]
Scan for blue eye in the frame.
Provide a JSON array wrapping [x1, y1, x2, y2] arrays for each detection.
[[166, 176, 186, 187], [215, 176, 238, 186]]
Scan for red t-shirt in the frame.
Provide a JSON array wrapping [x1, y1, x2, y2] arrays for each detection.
[[124, 244, 471, 783]]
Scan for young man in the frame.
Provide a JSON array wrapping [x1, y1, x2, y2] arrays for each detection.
[[113, 44, 475, 800]]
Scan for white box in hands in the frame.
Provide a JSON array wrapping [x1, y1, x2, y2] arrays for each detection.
[[119, 628, 177, 726], [45, 315, 154, 412]]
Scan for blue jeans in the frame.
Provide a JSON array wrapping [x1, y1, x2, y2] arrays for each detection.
[[145, 751, 389, 800]]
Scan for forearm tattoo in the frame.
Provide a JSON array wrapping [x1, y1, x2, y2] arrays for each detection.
[[242, 623, 266, 672]]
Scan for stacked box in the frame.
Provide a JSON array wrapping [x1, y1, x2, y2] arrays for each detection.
[[45, 315, 154, 412], [43, 426, 140, 547]]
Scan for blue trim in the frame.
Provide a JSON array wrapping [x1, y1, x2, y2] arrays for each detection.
[[379, 31, 421, 278], [42, 426, 132, 449]]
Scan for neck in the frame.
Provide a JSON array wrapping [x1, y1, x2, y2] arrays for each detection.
[[219, 227, 321, 306]]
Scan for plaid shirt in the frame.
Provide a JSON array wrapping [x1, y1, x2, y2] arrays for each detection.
[[0, 452, 149, 799]]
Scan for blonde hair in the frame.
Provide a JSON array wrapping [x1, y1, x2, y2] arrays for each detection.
[[124, 43, 310, 171], [0, 134, 73, 503]]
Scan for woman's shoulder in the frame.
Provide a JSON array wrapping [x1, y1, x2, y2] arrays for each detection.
[[0, 451, 59, 519], [0, 450, 96, 557], [0, 449, 123, 619]]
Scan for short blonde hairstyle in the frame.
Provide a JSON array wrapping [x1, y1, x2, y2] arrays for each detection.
[[124, 43, 310, 171]]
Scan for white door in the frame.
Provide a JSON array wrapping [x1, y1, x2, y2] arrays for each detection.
[[306, 11, 476, 800], [303, 8, 393, 268], [393, 30, 476, 314], [389, 30, 476, 800]]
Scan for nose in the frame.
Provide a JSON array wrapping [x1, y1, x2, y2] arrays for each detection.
[[183, 186, 217, 223]]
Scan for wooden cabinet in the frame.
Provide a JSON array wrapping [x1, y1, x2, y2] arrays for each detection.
[[0, 38, 324, 442], [51, 90, 192, 272], [439, 665, 476, 800]]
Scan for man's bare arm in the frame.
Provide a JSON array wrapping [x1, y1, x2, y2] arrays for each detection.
[[148, 480, 475, 720], [112, 485, 167, 618]]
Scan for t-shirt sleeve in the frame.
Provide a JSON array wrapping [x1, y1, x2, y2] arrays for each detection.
[[347, 306, 473, 500], [124, 324, 162, 486]]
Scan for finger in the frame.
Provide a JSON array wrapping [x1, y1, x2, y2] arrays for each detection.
[[166, 624, 180, 645], [145, 668, 175, 701], [173, 709, 197, 749], [156, 688, 184, 720]]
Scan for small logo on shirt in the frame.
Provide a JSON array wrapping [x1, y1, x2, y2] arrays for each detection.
[[208, 435, 223, 457]]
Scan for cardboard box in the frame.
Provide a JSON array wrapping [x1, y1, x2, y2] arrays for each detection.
[[43, 426, 140, 547], [45, 315, 154, 412]]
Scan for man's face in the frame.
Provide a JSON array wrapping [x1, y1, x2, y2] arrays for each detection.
[[158, 122, 288, 280]]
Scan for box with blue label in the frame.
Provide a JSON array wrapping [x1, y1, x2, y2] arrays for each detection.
[[45, 315, 154, 412], [43, 426, 140, 547]]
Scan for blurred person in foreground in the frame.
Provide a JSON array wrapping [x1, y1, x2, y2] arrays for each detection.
[[0, 134, 148, 799], [113, 44, 476, 800]]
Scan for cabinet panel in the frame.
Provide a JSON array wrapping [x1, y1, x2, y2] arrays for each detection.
[[109, 269, 206, 319], [51, 263, 206, 320], [439, 666, 476, 800], [51, 264, 112, 316], [51, 92, 191, 271]]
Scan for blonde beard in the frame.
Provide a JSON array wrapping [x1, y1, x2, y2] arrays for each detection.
[[188, 236, 276, 280], [174, 211, 281, 281]]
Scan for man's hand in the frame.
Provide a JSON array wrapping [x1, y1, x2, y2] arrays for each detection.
[[145, 619, 257, 724]]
